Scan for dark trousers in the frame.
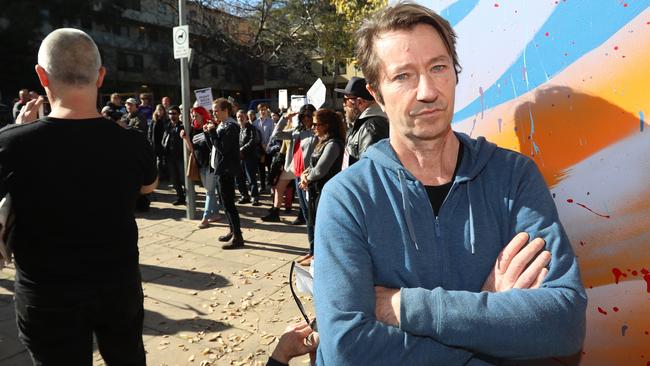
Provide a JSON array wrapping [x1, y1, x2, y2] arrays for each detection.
[[167, 155, 185, 200], [218, 174, 242, 235], [295, 177, 315, 253], [15, 285, 145, 366], [241, 157, 259, 198]]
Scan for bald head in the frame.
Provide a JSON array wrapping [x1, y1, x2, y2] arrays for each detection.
[[37, 28, 102, 86]]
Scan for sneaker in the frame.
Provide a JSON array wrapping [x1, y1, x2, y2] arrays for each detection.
[[261, 207, 280, 222], [222, 233, 244, 249], [252, 198, 261, 206], [291, 216, 306, 225], [238, 197, 251, 204], [208, 214, 221, 223], [218, 232, 234, 242]]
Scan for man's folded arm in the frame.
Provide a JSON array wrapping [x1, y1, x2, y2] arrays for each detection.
[[398, 160, 587, 359], [313, 181, 475, 366]]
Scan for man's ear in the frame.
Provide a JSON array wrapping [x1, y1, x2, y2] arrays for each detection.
[[96, 66, 106, 88], [35, 65, 49, 87], [366, 83, 385, 112]]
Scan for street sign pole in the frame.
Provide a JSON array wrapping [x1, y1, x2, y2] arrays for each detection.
[[178, 0, 196, 219]]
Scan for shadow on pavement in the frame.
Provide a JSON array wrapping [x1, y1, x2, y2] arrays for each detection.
[[243, 241, 307, 256], [143, 309, 231, 336], [140, 264, 230, 291]]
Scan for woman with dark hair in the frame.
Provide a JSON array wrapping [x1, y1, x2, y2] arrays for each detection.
[[298, 108, 346, 266], [181, 106, 222, 228], [150, 104, 169, 180]]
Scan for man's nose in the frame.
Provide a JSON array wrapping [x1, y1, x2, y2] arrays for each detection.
[[416, 73, 439, 103]]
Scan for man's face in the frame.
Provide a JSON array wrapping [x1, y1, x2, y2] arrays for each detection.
[[271, 112, 280, 123], [126, 102, 137, 113], [19, 89, 28, 101], [162, 97, 170, 107], [247, 111, 255, 122], [370, 23, 456, 144], [168, 109, 180, 122], [259, 106, 269, 119], [140, 95, 150, 106], [212, 106, 226, 122], [343, 96, 361, 123], [111, 95, 121, 105], [237, 111, 247, 124]]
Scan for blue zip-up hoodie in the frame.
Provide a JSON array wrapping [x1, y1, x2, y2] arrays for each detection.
[[313, 132, 587, 365]]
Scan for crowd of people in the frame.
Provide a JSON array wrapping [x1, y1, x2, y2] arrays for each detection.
[[0, 2, 588, 365]]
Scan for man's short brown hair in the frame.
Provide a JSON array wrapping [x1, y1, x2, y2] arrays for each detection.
[[212, 98, 233, 116], [355, 2, 461, 103]]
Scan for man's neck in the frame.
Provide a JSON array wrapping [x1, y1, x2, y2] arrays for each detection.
[[391, 128, 459, 186], [45, 89, 101, 120]]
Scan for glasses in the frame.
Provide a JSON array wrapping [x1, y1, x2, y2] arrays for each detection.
[[289, 261, 316, 330], [343, 96, 357, 104]]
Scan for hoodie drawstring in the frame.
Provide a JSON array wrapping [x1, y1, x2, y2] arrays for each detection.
[[398, 170, 420, 251], [467, 182, 475, 254]]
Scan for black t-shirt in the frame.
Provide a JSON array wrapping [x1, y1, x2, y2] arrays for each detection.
[[0, 117, 157, 300], [425, 144, 464, 217]]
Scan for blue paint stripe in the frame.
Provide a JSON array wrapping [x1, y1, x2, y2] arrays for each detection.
[[452, 1, 648, 123], [640, 111, 645, 132], [440, 0, 480, 26]]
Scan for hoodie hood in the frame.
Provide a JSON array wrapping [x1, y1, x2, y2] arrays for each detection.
[[362, 132, 497, 254]]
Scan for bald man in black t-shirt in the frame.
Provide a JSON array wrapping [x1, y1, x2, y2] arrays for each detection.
[[0, 28, 156, 365]]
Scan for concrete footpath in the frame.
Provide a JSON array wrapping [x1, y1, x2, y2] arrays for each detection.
[[0, 185, 315, 366]]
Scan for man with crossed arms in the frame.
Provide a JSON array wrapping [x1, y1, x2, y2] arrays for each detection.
[[313, 3, 586, 365]]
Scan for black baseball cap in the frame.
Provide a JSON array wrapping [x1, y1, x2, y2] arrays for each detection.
[[334, 77, 374, 101]]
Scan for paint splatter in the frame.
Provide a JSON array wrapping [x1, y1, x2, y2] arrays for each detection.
[[579, 241, 585, 246], [623, 3, 628, 7], [614, 46, 619, 50], [598, 307, 608, 315], [479, 87, 485, 119], [640, 111, 645, 132], [613, 307, 619, 312], [632, 270, 638, 276], [545, 32, 550, 37], [566, 198, 611, 218], [643, 272, 650, 293], [621, 325, 628, 336], [613, 268, 628, 284], [494, 3, 499, 7], [497, 118, 502, 132]]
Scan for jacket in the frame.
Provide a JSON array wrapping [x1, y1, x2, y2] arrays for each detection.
[[121, 111, 147, 134], [239, 122, 260, 160], [270, 116, 316, 175], [207, 117, 240, 177], [345, 103, 389, 165], [313, 133, 587, 365]]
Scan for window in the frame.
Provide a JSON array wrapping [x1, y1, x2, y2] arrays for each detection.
[[116, 0, 141, 11], [118, 52, 144, 72], [159, 54, 171, 72]]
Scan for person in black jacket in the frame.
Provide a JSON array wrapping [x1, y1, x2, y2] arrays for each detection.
[[334, 76, 389, 168], [205, 98, 244, 249], [163, 105, 185, 205], [237, 109, 261, 206]]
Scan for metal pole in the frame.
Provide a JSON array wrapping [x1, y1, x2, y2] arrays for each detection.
[[179, 0, 196, 219]]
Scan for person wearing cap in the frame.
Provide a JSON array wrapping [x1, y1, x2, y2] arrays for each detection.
[[335, 76, 389, 168], [120, 97, 147, 133]]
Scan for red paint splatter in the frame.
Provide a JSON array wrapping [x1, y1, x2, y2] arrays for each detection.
[[623, 3, 628, 7], [579, 241, 585, 246], [643, 273, 650, 293], [597, 307, 608, 315], [642, 268, 649, 275], [632, 270, 638, 276], [614, 46, 619, 50], [613, 307, 619, 312], [567, 199, 611, 218], [612, 268, 627, 284], [545, 32, 550, 37], [494, 3, 499, 7], [645, 331, 649, 335]]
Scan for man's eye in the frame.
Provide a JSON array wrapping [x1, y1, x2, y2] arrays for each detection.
[[394, 73, 409, 81], [432, 65, 447, 72]]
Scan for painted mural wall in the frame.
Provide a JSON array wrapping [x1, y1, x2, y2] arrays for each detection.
[[414, 1, 649, 365]]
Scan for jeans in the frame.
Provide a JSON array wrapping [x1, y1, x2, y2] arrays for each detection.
[[218, 174, 242, 235], [199, 166, 221, 220], [241, 157, 259, 198], [295, 177, 315, 253], [15, 285, 145, 366]]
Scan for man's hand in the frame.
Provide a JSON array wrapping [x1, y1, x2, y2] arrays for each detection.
[[375, 286, 400, 327], [482, 232, 550, 292], [15, 96, 45, 124], [270, 322, 319, 364]]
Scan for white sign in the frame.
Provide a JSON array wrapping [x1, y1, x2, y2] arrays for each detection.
[[173, 25, 190, 59], [278, 89, 288, 110], [306, 78, 327, 109], [194, 88, 214, 112], [290, 95, 308, 127]]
